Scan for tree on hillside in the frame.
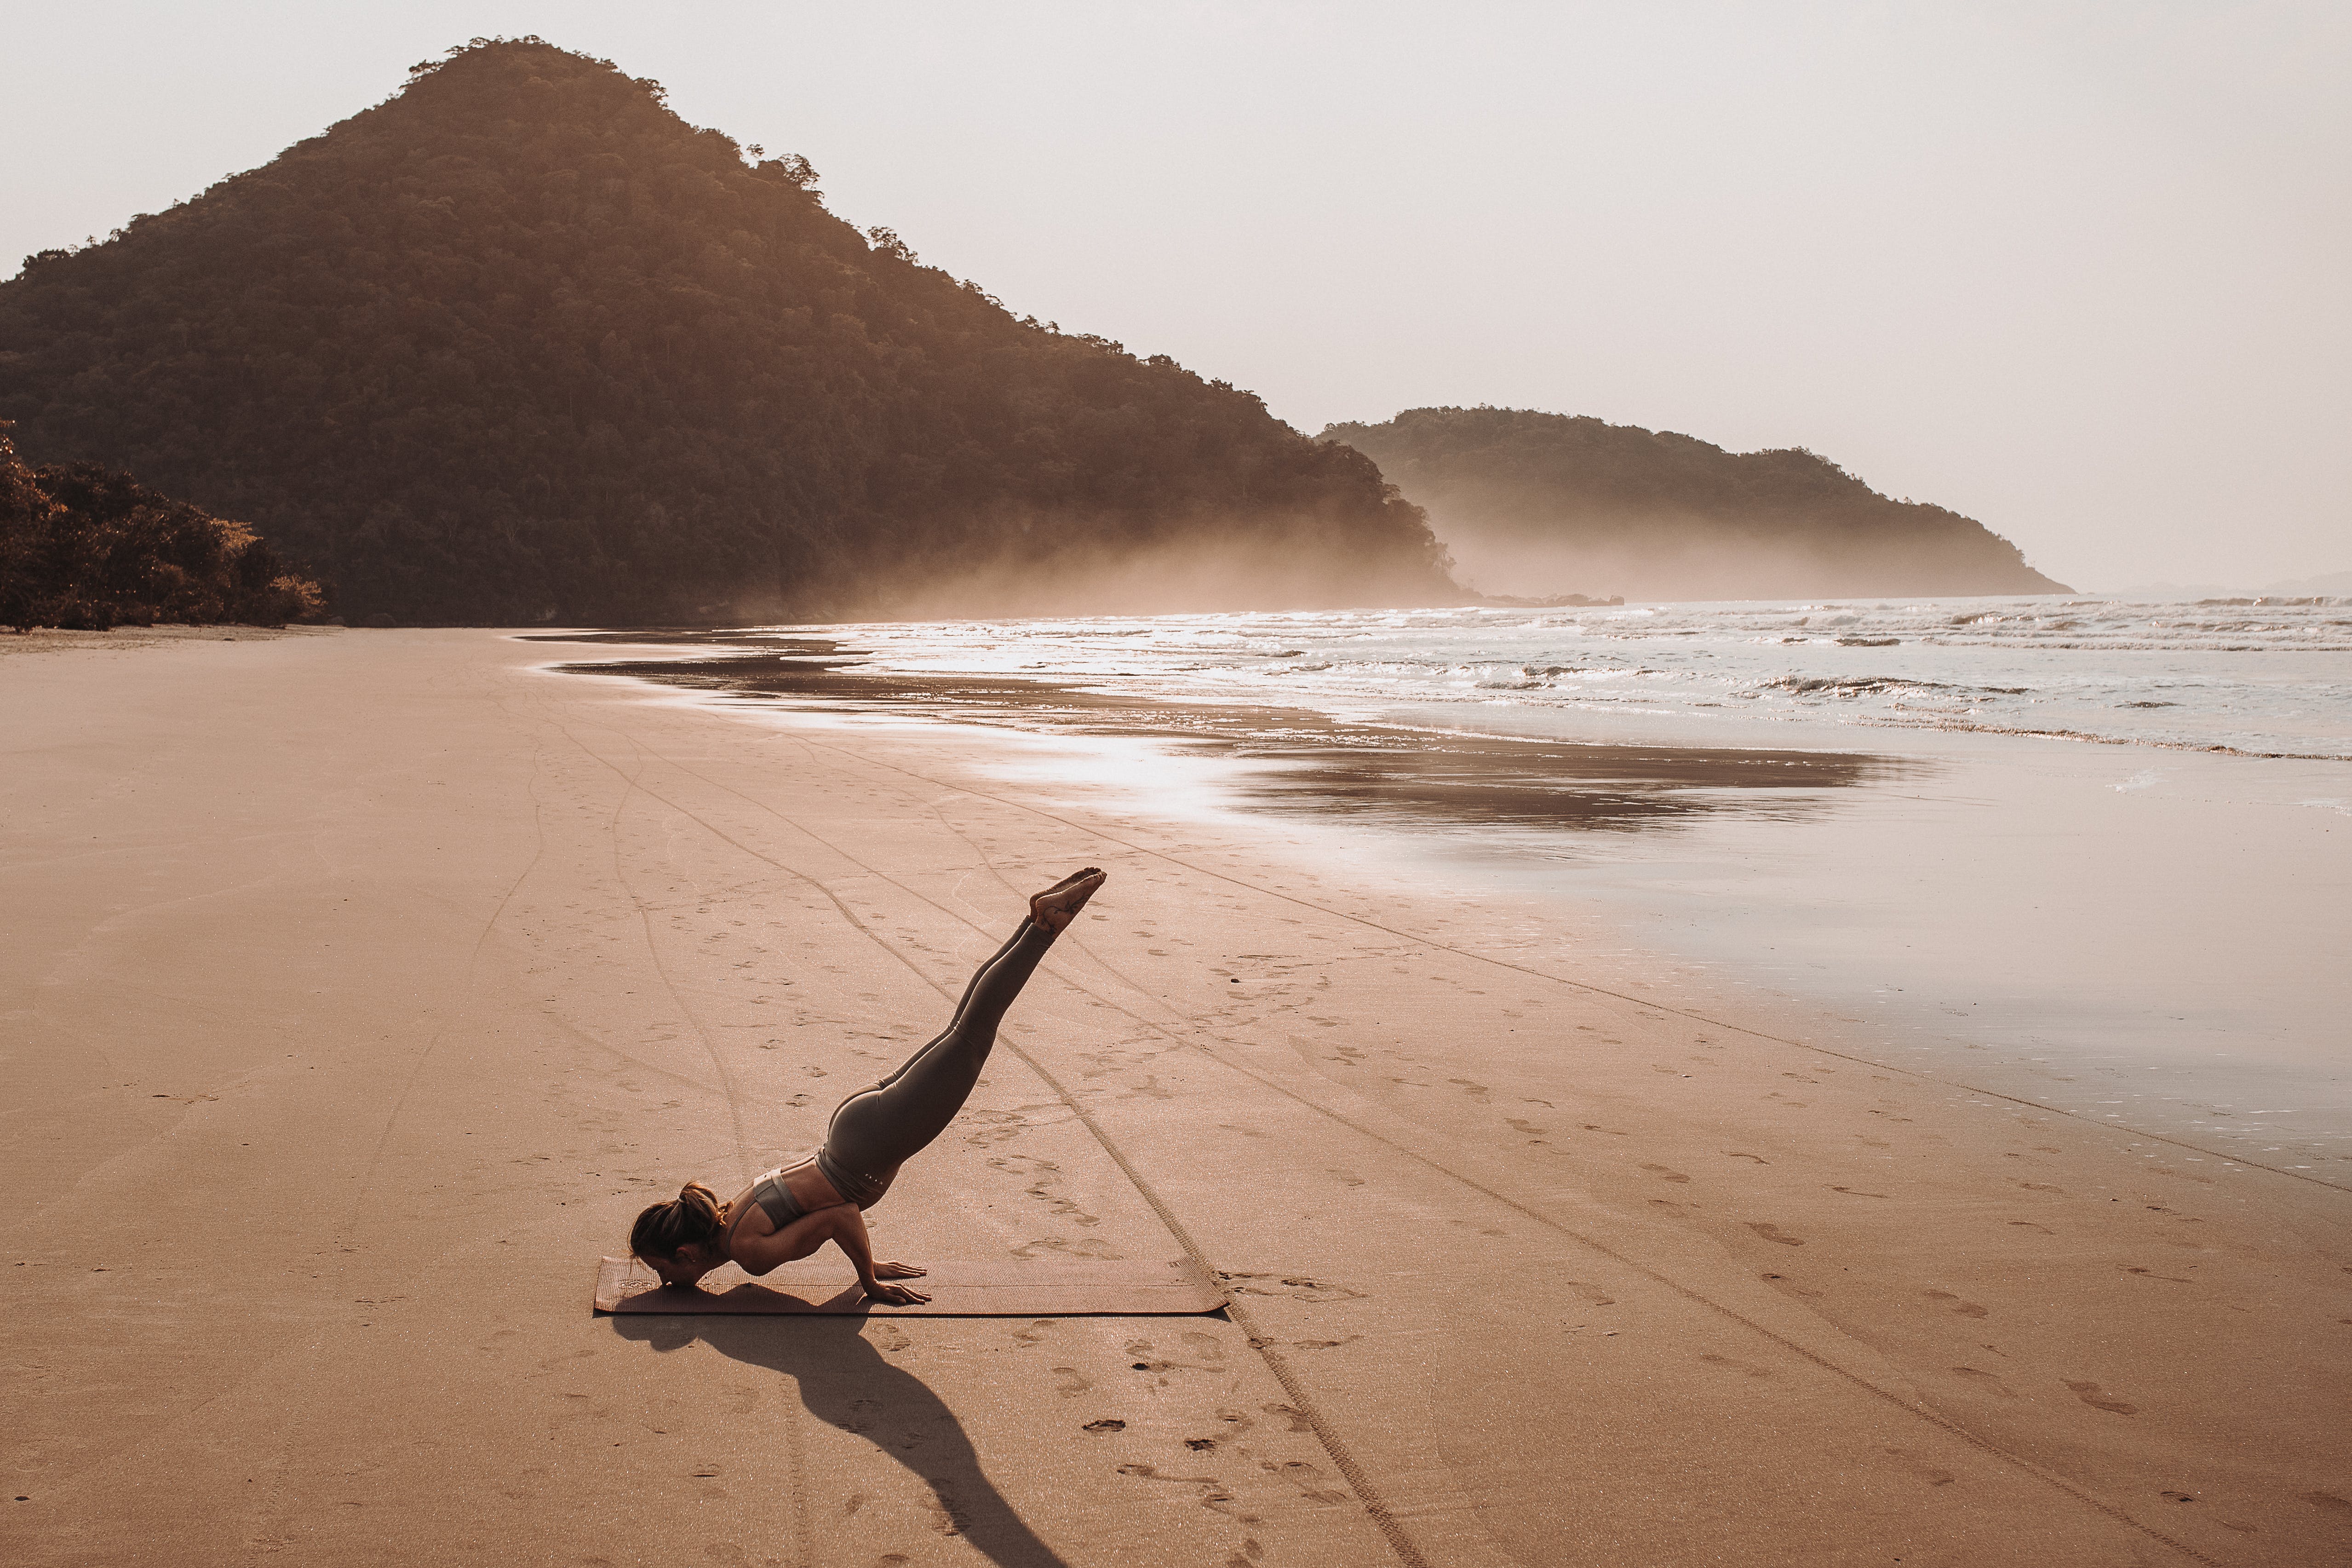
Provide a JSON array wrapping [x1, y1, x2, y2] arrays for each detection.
[[0, 39, 1451, 623], [0, 425, 324, 631]]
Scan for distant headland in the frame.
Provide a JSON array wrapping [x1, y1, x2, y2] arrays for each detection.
[[1324, 407, 2071, 601]]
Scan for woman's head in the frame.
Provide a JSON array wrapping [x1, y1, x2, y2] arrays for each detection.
[[631, 1181, 725, 1287]]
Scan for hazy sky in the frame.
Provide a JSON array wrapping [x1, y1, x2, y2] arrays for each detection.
[[9, 2, 2346, 587]]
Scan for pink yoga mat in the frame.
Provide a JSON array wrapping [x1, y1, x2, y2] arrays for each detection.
[[593, 1255, 1227, 1316]]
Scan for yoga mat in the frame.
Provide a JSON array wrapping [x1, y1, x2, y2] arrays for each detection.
[[593, 1255, 1227, 1316]]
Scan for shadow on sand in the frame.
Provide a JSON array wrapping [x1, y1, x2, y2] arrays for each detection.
[[612, 1313, 1073, 1568]]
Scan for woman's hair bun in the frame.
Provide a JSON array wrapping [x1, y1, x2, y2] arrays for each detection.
[[629, 1179, 725, 1260]]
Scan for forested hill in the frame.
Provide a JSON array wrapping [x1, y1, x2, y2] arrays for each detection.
[[0, 40, 1450, 624], [1323, 408, 2068, 601], [1, 425, 323, 631]]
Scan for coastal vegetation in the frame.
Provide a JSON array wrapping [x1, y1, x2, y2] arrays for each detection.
[[0, 425, 322, 632], [0, 39, 1450, 625], [1323, 408, 2070, 601]]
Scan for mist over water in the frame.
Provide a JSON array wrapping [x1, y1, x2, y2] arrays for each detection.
[[785, 594, 2352, 761]]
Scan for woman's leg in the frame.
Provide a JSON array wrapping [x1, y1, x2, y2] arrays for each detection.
[[815, 919, 1061, 1206], [880, 918, 1035, 1090]]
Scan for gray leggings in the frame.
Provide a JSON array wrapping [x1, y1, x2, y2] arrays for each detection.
[[814, 918, 1057, 1207]]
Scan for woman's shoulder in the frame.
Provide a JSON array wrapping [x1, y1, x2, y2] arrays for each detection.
[[721, 1179, 777, 1246]]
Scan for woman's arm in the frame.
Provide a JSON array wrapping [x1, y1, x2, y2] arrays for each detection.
[[731, 1203, 931, 1304], [817, 1203, 931, 1305]]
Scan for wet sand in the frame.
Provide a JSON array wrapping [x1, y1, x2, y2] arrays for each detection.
[[559, 631, 2352, 1169], [5, 628, 2350, 1567], [542, 632, 1915, 834]]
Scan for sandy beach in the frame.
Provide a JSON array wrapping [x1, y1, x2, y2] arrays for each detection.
[[5, 628, 2349, 1568]]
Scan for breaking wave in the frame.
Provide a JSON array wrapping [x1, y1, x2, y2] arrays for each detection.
[[772, 593, 2352, 761]]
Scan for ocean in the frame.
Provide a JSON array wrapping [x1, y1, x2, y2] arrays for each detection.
[[783, 594, 2352, 763], [556, 592, 2352, 1181]]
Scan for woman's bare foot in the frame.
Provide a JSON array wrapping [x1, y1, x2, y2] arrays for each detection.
[[1032, 867, 1098, 902], [1031, 868, 1106, 933]]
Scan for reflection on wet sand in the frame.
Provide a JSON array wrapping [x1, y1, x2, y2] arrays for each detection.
[[534, 632, 1914, 833]]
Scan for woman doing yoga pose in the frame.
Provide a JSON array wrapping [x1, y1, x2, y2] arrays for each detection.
[[628, 869, 1107, 1305]]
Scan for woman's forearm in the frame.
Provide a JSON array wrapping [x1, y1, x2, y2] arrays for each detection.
[[827, 1205, 882, 1284]]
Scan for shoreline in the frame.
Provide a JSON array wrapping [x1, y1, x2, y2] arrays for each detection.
[[6, 628, 2348, 1565], [551, 627, 2352, 1179]]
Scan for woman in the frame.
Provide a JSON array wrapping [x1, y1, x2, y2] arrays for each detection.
[[628, 867, 1107, 1305]]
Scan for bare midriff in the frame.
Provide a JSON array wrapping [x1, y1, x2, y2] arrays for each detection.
[[720, 1156, 848, 1253]]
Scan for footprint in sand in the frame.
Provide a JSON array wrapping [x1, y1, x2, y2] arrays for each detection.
[[1747, 1222, 1804, 1246], [2122, 1265, 2194, 1284], [2008, 1220, 2055, 1234], [1327, 1169, 1365, 1188], [1219, 1274, 1364, 1303], [1725, 1152, 1768, 1164], [1641, 1163, 1692, 1183], [1013, 1237, 1122, 1261], [2065, 1380, 2138, 1415], [1700, 1353, 1773, 1379], [1925, 1289, 1990, 1318], [1262, 1459, 1349, 1505], [1052, 1367, 1091, 1397], [1953, 1367, 2018, 1398], [1883, 1447, 1957, 1487]]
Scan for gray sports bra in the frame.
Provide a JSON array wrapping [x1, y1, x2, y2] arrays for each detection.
[[721, 1161, 811, 1271]]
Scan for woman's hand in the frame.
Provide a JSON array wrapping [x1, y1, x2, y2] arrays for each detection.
[[863, 1259, 927, 1301], [862, 1278, 933, 1306]]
